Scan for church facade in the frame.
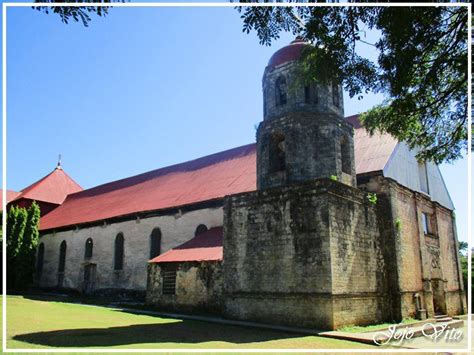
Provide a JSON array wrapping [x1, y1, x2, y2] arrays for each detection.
[[35, 39, 466, 330]]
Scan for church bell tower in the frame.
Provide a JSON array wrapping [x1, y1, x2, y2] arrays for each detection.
[[257, 37, 356, 189]]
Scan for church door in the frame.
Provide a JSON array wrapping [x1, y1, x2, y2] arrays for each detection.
[[82, 264, 96, 295], [432, 279, 447, 315]]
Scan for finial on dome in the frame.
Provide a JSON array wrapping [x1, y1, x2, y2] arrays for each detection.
[[291, 36, 305, 44], [57, 154, 62, 170]]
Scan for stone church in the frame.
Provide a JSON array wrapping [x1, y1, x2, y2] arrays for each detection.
[[32, 38, 466, 330]]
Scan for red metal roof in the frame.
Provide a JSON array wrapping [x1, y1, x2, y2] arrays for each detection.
[[40, 145, 257, 230], [12, 167, 83, 206], [1, 189, 19, 208], [150, 227, 223, 263], [39, 116, 398, 231], [267, 37, 308, 69]]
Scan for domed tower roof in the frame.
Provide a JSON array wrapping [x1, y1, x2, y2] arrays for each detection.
[[267, 37, 309, 69]]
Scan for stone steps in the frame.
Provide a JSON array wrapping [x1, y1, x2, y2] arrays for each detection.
[[435, 314, 453, 322]]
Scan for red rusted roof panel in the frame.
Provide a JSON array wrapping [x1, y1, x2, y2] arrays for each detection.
[[354, 125, 398, 175], [1, 189, 19, 208], [13, 167, 82, 206], [149, 227, 223, 263], [40, 145, 257, 230]]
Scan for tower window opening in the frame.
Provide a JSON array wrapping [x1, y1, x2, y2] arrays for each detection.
[[304, 86, 310, 104], [276, 76, 287, 106], [269, 133, 286, 173], [341, 139, 351, 174], [332, 83, 340, 108]]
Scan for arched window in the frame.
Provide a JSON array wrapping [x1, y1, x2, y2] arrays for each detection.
[[36, 243, 45, 275], [304, 85, 318, 104], [269, 133, 286, 173], [150, 228, 162, 259], [58, 241, 67, 272], [275, 76, 287, 106], [195, 224, 208, 236], [341, 139, 351, 174], [332, 83, 340, 108], [114, 233, 124, 270], [84, 238, 93, 259]]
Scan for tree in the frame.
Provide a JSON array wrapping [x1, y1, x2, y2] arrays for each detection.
[[6, 203, 41, 291], [6, 206, 28, 290], [238, 2, 468, 163], [15, 202, 41, 289], [33, 0, 116, 27]]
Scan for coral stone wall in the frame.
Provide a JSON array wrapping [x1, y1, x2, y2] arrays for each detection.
[[223, 179, 393, 330], [146, 261, 223, 314], [359, 175, 466, 318]]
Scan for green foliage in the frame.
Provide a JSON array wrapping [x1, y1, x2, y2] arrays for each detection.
[[6, 203, 41, 290], [15, 202, 41, 289], [366, 192, 377, 205], [238, 3, 468, 163], [458, 240, 468, 255], [394, 217, 402, 231], [330, 175, 338, 181], [33, 0, 124, 27], [7, 206, 28, 260], [338, 317, 418, 333], [457, 240, 471, 306]]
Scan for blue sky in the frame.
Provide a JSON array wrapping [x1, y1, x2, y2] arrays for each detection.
[[2, 4, 468, 243]]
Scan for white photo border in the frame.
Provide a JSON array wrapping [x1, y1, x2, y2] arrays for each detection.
[[2, 1, 472, 353]]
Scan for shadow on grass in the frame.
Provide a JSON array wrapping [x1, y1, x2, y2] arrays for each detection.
[[13, 319, 302, 347]]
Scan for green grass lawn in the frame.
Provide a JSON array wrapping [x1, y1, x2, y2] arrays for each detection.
[[2, 295, 376, 350], [337, 318, 420, 333]]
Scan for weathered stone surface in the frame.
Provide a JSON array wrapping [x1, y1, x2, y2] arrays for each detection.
[[262, 61, 344, 121], [257, 113, 356, 190], [223, 179, 393, 330], [359, 175, 467, 318], [146, 261, 223, 314]]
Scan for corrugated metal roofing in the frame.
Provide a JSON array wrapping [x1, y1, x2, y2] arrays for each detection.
[[149, 227, 223, 263], [40, 116, 397, 231], [13, 167, 83, 206], [1, 189, 19, 208]]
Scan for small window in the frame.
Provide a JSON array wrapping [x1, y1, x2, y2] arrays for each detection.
[[304, 86, 311, 104], [332, 83, 340, 107], [195, 224, 208, 236], [150, 228, 162, 259], [269, 133, 286, 173], [114, 233, 124, 270], [162, 268, 177, 295], [84, 238, 93, 259], [418, 161, 430, 194], [275, 76, 287, 106], [422, 213, 431, 235], [341, 139, 351, 174], [58, 241, 67, 272], [304, 85, 318, 104], [37, 243, 45, 275]]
